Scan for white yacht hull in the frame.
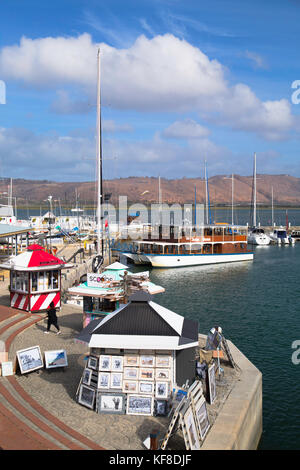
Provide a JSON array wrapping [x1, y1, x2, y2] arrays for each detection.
[[247, 234, 270, 245], [122, 252, 254, 268]]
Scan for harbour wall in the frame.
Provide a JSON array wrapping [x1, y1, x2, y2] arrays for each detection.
[[199, 334, 263, 450]]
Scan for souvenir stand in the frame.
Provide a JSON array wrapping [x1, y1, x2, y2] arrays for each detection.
[[0, 244, 72, 312], [75, 291, 199, 418], [68, 261, 165, 327]]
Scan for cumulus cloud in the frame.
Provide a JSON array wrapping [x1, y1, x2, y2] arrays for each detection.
[[162, 119, 210, 139], [0, 33, 296, 140]]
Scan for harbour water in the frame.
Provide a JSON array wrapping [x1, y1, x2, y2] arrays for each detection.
[[142, 244, 300, 450]]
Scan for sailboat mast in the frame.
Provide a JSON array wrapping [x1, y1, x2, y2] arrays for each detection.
[[253, 152, 257, 227], [271, 186, 274, 227], [231, 173, 234, 225], [96, 48, 103, 256], [205, 161, 208, 225]]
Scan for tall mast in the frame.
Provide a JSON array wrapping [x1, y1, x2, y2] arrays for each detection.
[[253, 152, 257, 227], [271, 186, 274, 227], [231, 173, 234, 225], [96, 48, 103, 256], [205, 160, 208, 225]]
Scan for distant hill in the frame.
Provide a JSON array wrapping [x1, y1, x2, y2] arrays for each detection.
[[1, 174, 300, 207]]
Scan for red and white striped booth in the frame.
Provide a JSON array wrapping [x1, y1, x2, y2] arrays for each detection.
[[0, 244, 71, 313]]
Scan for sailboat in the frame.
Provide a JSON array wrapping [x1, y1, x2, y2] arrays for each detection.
[[247, 153, 271, 246]]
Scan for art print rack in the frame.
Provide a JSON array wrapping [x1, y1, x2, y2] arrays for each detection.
[[221, 336, 237, 369]]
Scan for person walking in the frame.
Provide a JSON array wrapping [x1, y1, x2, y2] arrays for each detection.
[[44, 301, 61, 334]]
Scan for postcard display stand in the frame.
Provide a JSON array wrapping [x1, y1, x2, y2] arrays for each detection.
[[76, 350, 175, 417], [161, 380, 210, 450]]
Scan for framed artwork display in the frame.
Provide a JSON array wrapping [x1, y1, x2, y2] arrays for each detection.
[[110, 372, 123, 389], [99, 355, 111, 371], [124, 355, 139, 367], [97, 372, 110, 389], [207, 363, 216, 404], [139, 368, 154, 381], [1, 361, 13, 376], [111, 356, 123, 372], [155, 355, 171, 368], [126, 394, 154, 416], [122, 380, 138, 393], [139, 381, 154, 394], [183, 406, 201, 450], [78, 384, 96, 410], [44, 350, 68, 369], [155, 381, 169, 399], [155, 368, 170, 380], [140, 355, 155, 367], [97, 392, 126, 414], [195, 396, 210, 440], [82, 368, 93, 386], [87, 356, 98, 370], [124, 367, 139, 380], [154, 399, 168, 416], [16, 346, 43, 374]]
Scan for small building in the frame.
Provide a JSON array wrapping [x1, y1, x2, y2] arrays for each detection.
[[0, 223, 31, 259], [75, 292, 199, 415], [0, 244, 72, 312], [68, 262, 165, 327]]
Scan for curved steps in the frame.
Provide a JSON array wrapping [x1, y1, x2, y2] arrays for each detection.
[[0, 306, 104, 450]]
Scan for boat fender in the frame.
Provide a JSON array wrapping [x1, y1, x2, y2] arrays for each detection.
[[92, 255, 103, 273]]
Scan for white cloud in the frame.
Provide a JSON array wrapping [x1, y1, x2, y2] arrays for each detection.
[[162, 119, 210, 139], [0, 33, 296, 140], [245, 50, 267, 69]]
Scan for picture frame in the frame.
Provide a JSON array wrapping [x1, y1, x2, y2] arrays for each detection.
[[124, 367, 139, 380], [139, 381, 154, 394], [16, 345, 43, 374], [97, 392, 126, 415], [155, 381, 169, 399], [122, 380, 138, 393], [140, 355, 155, 367], [207, 363, 216, 404], [1, 361, 13, 377], [111, 356, 123, 372], [97, 372, 110, 389], [82, 368, 93, 386], [183, 406, 201, 450], [78, 384, 96, 410], [155, 355, 171, 368], [195, 396, 210, 440], [87, 355, 98, 370], [110, 372, 123, 389], [139, 368, 154, 381], [99, 355, 111, 371], [154, 399, 168, 416], [126, 394, 154, 416], [156, 368, 170, 380], [44, 350, 68, 369], [124, 355, 139, 367]]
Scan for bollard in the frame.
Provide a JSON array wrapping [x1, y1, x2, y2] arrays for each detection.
[[150, 429, 159, 450]]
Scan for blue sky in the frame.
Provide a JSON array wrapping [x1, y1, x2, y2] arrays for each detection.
[[0, 0, 300, 182]]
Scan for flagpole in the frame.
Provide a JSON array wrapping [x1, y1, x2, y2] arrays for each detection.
[[96, 48, 103, 256]]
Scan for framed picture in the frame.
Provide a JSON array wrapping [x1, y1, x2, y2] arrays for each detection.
[[127, 394, 154, 416], [156, 368, 170, 380], [78, 384, 96, 410], [87, 355, 98, 370], [155, 399, 168, 416], [110, 372, 123, 389], [124, 367, 139, 380], [44, 350, 68, 369], [16, 346, 43, 374], [111, 356, 123, 372], [173, 388, 187, 402], [139, 368, 154, 381], [99, 355, 111, 371], [97, 392, 126, 415], [207, 363, 216, 404], [183, 406, 201, 450], [195, 396, 210, 440], [155, 381, 169, 399], [98, 372, 110, 389], [124, 355, 139, 367], [139, 381, 154, 394], [1, 361, 13, 377], [140, 355, 155, 367], [82, 368, 93, 386], [122, 380, 138, 393], [155, 355, 171, 368]]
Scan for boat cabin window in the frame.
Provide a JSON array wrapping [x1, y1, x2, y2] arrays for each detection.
[[152, 244, 163, 254], [204, 228, 212, 236], [190, 244, 202, 253], [203, 244, 212, 254]]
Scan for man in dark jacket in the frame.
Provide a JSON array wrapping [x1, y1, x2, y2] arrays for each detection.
[[44, 301, 61, 334]]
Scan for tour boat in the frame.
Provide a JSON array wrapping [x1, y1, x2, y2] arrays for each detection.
[[117, 224, 254, 268]]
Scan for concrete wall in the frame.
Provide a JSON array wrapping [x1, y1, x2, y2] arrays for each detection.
[[199, 334, 262, 450]]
